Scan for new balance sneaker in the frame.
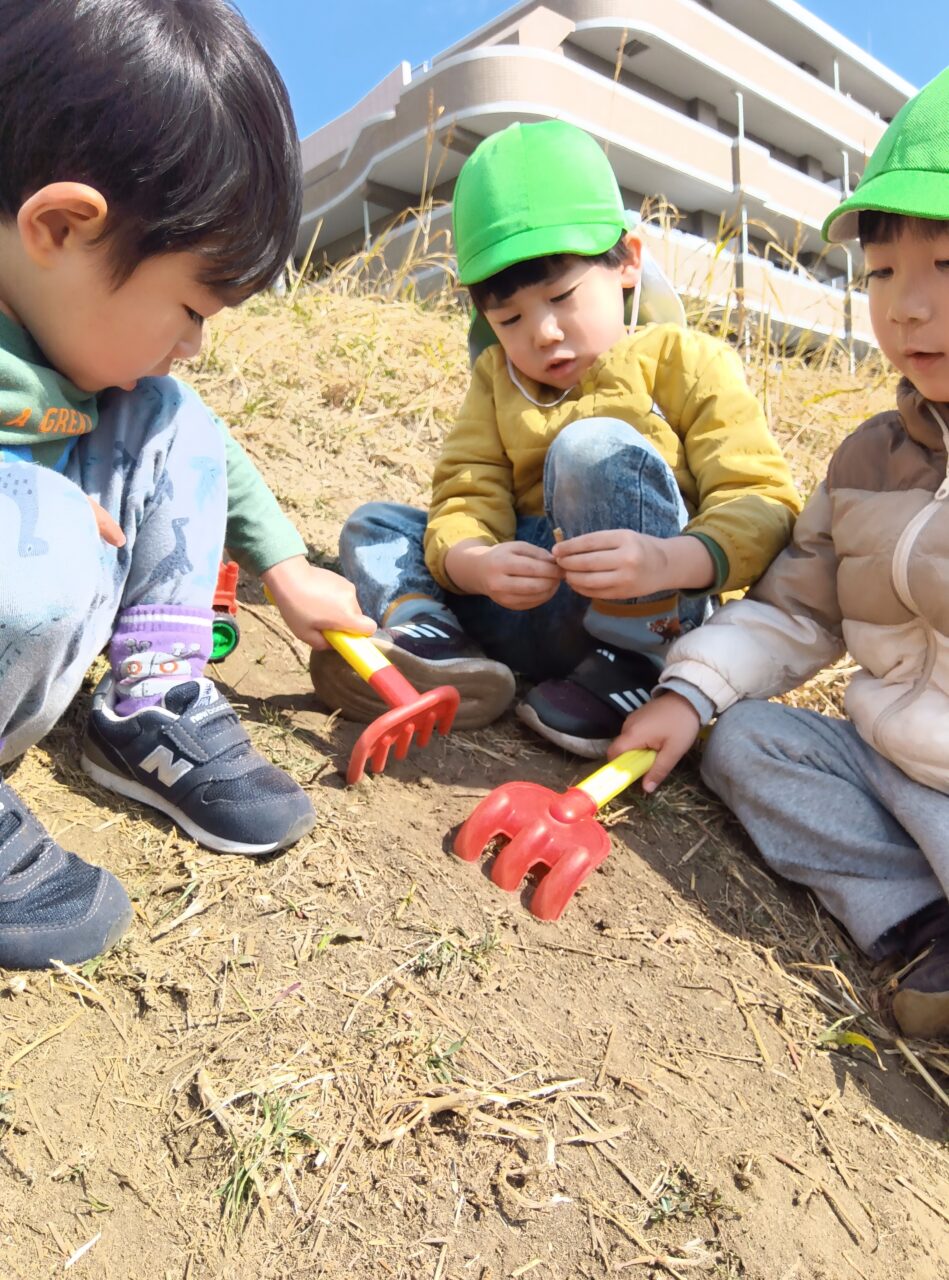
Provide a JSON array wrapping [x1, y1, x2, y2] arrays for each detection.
[[891, 899, 949, 1040], [81, 677, 315, 856], [516, 646, 659, 758], [309, 611, 515, 730], [0, 776, 132, 969]]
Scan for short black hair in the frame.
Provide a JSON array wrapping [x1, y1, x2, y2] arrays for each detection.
[[468, 235, 631, 312], [858, 209, 949, 247], [0, 0, 302, 296]]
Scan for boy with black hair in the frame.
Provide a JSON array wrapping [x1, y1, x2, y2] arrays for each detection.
[[312, 120, 800, 755], [611, 67, 949, 1039], [0, 0, 373, 969]]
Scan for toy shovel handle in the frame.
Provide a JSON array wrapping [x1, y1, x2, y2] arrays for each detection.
[[575, 748, 657, 811], [323, 630, 419, 708]]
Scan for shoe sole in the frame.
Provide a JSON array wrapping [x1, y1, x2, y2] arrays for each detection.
[[515, 703, 610, 760], [310, 639, 515, 731], [80, 752, 314, 856], [892, 986, 949, 1040]]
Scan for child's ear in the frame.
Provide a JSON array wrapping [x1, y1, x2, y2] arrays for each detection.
[[17, 183, 109, 266], [619, 230, 643, 288]]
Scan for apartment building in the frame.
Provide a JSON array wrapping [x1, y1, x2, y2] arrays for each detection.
[[298, 0, 918, 349]]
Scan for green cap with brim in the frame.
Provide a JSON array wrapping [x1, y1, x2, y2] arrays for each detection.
[[452, 120, 629, 285], [823, 66, 949, 243]]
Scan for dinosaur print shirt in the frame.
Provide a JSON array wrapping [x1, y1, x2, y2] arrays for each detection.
[[0, 312, 305, 575]]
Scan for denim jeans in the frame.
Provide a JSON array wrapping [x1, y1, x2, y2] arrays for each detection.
[[340, 417, 710, 681]]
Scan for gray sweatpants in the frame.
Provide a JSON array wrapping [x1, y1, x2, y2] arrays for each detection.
[[701, 701, 949, 955], [0, 377, 226, 767]]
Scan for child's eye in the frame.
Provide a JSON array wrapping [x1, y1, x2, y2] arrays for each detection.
[[550, 286, 578, 304], [864, 267, 891, 281], [185, 307, 204, 326], [936, 259, 949, 270], [497, 314, 521, 327]]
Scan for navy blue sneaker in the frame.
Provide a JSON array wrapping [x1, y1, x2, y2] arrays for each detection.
[[81, 677, 315, 856], [0, 776, 132, 969], [516, 646, 659, 758], [310, 611, 515, 730]]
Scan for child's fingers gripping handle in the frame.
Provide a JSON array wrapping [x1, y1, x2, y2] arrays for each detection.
[[575, 749, 658, 810]]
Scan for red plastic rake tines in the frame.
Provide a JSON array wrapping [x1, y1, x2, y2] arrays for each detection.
[[453, 749, 656, 920], [323, 630, 460, 784]]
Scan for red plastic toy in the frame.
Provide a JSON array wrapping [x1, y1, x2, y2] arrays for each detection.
[[210, 561, 241, 661], [453, 749, 656, 920], [322, 631, 460, 784], [210, 568, 459, 782]]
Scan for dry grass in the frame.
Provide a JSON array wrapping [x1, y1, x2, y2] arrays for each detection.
[[2, 234, 949, 1280]]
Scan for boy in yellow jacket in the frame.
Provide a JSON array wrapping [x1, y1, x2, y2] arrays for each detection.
[[312, 121, 800, 757]]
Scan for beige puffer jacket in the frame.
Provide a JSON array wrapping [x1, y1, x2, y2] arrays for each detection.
[[660, 381, 949, 793]]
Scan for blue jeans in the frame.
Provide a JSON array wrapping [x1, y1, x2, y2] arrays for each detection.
[[340, 418, 710, 681]]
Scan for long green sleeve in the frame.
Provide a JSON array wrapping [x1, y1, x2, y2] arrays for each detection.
[[218, 420, 306, 575]]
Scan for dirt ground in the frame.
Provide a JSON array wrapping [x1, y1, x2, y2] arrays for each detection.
[[1, 288, 948, 1280]]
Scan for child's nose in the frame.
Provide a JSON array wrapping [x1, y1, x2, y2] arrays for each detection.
[[536, 313, 564, 345], [889, 281, 932, 324], [174, 330, 204, 361]]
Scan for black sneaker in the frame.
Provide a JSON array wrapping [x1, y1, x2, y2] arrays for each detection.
[[80, 677, 315, 856], [891, 899, 949, 1040], [309, 612, 515, 730], [0, 776, 132, 969], [516, 646, 659, 758]]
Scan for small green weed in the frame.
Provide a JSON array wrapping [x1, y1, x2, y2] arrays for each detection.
[[410, 928, 499, 981], [645, 1166, 732, 1228], [423, 1034, 468, 1084], [218, 1091, 321, 1234]]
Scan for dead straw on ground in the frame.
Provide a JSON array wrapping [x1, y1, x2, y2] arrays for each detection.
[[2, 207, 948, 1280]]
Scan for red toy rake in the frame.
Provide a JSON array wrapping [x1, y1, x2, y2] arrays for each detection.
[[453, 748, 657, 920], [323, 631, 460, 784]]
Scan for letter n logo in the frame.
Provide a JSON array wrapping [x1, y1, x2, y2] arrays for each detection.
[[140, 745, 194, 786]]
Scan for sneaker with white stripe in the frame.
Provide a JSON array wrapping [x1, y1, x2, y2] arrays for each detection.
[[81, 676, 315, 856], [516, 646, 659, 758], [310, 611, 515, 730]]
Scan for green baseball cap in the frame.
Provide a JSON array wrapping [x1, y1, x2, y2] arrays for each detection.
[[823, 66, 949, 243], [452, 120, 629, 284]]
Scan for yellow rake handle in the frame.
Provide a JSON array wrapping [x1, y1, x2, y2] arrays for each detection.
[[323, 630, 391, 683], [575, 749, 657, 809]]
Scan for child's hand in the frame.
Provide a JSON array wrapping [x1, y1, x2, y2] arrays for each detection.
[[260, 556, 375, 651], [553, 530, 714, 598], [87, 496, 125, 547], [446, 541, 562, 610], [607, 692, 701, 793]]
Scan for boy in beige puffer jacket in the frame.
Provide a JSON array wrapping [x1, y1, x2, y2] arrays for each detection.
[[611, 66, 949, 1041]]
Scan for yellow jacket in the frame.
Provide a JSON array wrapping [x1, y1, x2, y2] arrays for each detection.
[[424, 323, 801, 591]]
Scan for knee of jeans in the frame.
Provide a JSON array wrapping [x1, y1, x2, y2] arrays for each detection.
[[341, 501, 416, 551], [544, 419, 675, 512], [547, 417, 642, 472]]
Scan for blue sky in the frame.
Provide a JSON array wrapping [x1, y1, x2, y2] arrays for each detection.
[[235, 0, 946, 139]]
